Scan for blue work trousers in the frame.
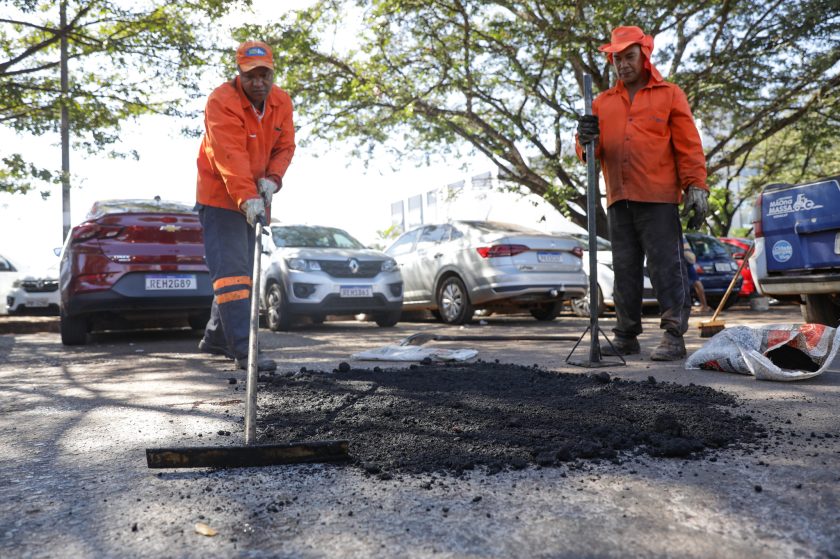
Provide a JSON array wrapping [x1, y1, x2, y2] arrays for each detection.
[[198, 205, 255, 360], [608, 201, 691, 338]]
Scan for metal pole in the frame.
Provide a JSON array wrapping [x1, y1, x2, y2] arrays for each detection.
[[244, 221, 263, 445], [583, 74, 601, 363], [60, 1, 71, 242]]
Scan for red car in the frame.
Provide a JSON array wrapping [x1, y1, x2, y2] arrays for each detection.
[[719, 237, 755, 298], [59, 199, 213, 345]]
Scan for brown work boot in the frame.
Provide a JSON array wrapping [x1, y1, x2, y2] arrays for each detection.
[[650, 332, 687, 361], [601, 335, 641, 356]]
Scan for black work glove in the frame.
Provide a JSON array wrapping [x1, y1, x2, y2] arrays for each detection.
[[682, 186, 709, 230], [577, 115, 599, 145]]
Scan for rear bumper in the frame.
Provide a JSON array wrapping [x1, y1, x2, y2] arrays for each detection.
[[755, 273, 840, 296], [64, 291, 213, 317], [63, 271, 213, 316], [470, 271, 588, 305]]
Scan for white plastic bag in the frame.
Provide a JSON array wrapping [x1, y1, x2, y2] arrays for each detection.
[[685, 323, 840, 381], [351, 344, 478, 362]]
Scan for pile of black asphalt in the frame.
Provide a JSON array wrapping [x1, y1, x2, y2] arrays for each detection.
[[255, 361, 765, 476]]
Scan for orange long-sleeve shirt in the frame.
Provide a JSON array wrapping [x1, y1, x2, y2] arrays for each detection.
[[196, 77, 296, 212], [576, 76, 707, 207]]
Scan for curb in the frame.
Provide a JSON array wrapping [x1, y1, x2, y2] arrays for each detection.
[[0, 317, 60, 335]]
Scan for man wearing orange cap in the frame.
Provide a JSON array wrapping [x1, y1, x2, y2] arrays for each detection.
[[195, 40, 296, 372], [576, 26, 709, 361]]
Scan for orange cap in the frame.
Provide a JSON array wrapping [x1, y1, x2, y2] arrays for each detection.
[[236, 40, 274, 72], [598, 26, 662, 82], [598, 26, 648, 54]]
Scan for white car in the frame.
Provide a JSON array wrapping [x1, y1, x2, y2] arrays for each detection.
[[565, 234, 658, 317], [259, 224, 403, 330], [1, 253, 60, 315], [387, 221, 587, 324]]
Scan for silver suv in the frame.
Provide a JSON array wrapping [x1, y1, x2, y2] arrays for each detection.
[[386, 221, 587, 323], [259, 224, 403, 330]]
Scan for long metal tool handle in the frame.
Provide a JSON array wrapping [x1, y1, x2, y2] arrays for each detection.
[[583, 74, 602, 363], [244, 219, 263, 445]]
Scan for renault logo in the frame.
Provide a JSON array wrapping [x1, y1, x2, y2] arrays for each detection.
[[348, 258, 360, 274]]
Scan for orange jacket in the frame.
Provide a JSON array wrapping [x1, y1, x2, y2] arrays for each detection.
[[576, 76, 707, 207], [196, 77, 296, 212]]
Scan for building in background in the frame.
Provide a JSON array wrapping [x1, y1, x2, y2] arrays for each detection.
[[389, 170, 584, 235]]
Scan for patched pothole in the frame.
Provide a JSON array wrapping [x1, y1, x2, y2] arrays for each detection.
[[255, 361, 764, 475]]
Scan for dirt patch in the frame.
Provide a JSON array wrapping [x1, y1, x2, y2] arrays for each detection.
[[256, 361, 764, 475]]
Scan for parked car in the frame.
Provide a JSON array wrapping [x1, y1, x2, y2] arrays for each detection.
[[6, 252, 60, 315], [684, 232, 742, 309], [749, 176, 840, 325], [719, 237, 756, 298], [0, 253, 20, 315], [59, 198, 213, 345], [386, 221, 587, 324], [564, 233, 658, 317], [259, 223, 402, 330]]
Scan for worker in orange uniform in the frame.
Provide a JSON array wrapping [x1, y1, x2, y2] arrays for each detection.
[[195, 40, 296, 372], [576, 26, 709, 361]]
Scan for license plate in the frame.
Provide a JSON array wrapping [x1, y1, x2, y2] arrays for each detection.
[[28, 298, 49, 307], [537, 252, 565, 263], [145, 274, 197, 290], [714, 262, 731, 272], [340, 286, 372, 298]]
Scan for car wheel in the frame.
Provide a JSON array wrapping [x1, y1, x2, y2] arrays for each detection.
[[187, 311, 209, 331], [570, 286, 604, 318], [60, 311, 88, 346], [373, 310, 401, 327], [436, 276, 474, 324], [266, 282, 293, 331], [530, 302, 562, 321], [801, 294, 840, 326]]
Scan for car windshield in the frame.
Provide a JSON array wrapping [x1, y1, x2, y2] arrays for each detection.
[[689, 235, 730, 259], [272, 226, 365, 249], [460, 221, 541, 234]]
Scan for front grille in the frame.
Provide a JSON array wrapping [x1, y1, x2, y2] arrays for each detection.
[[22, 279, 59, 293], [317, 260, 381, 278]]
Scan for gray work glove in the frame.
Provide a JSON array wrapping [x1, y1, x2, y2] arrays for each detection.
[[241, 197, 266, 227], [682, 186, 709, 230], [257, 177, 279, 207], [577, 114, 599, 145]]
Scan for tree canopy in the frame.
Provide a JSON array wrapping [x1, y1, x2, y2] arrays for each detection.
[[0, 0, 249, 195], [253, 0, 840, 236]]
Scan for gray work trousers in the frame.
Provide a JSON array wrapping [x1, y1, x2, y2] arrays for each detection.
[[608, 201, 691, 339]]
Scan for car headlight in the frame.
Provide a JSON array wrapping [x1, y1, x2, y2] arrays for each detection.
[[287, 258, 320, 272], [381, 258, 398, 272], [12, 279, 21, 288]]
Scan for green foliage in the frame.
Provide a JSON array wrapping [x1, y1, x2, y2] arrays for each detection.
[[247, 0, 839, 237], [0, 0, 249, 194]]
